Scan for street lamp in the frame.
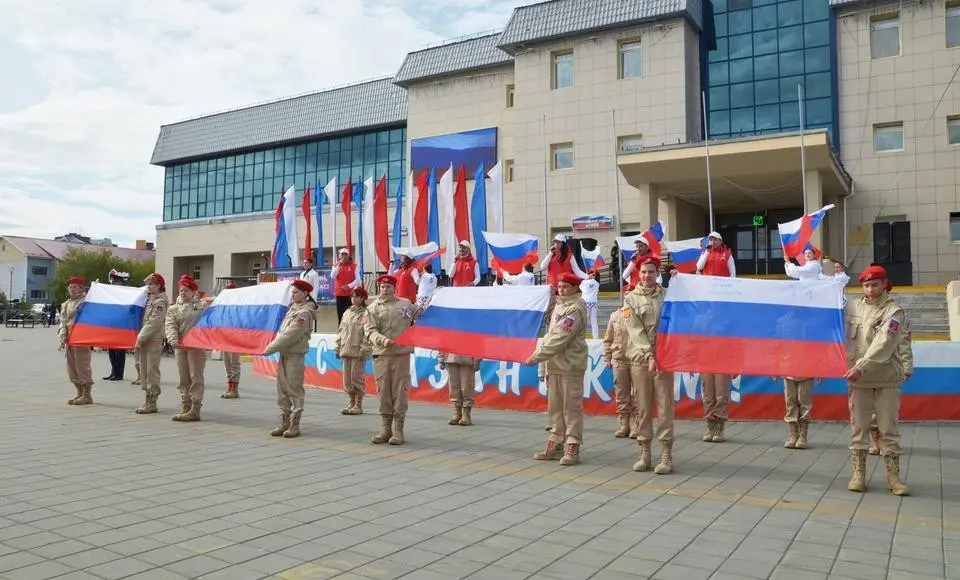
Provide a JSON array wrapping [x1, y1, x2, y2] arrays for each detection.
[[7, 266, 13, 299]]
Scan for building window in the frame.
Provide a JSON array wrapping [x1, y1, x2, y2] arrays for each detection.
[[505, 84, 515, 108], [870, 14, 900, 59], [30, 290, 47, 301], [552, 51, 574, 89], [504, 159, 515, 183], [31, 266, 48, 276], [949, 116, 960, 145], [551, 143, 574, 170], [618, 40, 642, 79], [873, 122, 904, 152], [618, 135, 644, 153], [952, 212, 960, 242], [948, 2, 960, 48]]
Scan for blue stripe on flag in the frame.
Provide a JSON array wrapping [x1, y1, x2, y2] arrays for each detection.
[[490, 241, 538, 262], [660, 301, 842, 343], [417, 306, 544, 339], [76, 303, 144, 332], [194, 304, 287, 332], [670, 248, 702, 265]]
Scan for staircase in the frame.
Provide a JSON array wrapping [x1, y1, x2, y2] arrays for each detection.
[[596, 289, 949, 339]]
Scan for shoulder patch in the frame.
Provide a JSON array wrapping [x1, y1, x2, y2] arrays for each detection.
[[887, 317, 901, 337], [560, 315, 575, 333]]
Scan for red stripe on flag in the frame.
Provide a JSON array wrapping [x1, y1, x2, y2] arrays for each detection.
[[414, 171, 429, 245], [69, 324, 139, 350], [453, 165, 470, 244], [341, 178, 353, 255], [395, 327, 537, 364], [373, 176, 390, 268], [656, 334, 847, 378], [302, 184, 312, 261]]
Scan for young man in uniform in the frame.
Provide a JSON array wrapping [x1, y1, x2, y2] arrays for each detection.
[[695, 231, 735, 442], [525, 273, 589, 466], [364, 274, 419, 445], [220, 281, 242, 399], [623, 256, 675, 474], [844, 265, 909, 496]]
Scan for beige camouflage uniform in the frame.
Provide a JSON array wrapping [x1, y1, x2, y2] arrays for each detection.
[[165, 296, 207, 422], [364, 294, 418, 445], [335, 304, 371, 415], [439, 352, 480, 426], [135, 292, 169, 414], [60, 294, 93, 405], [602, 307, 637, 438], [263, 300, 318, 438]]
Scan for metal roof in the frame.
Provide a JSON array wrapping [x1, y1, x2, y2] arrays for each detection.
[[2, 235, 155, 262], [497, 0, 704, 55], [150, 77, 407, 166], [394, 33, 514, 87]]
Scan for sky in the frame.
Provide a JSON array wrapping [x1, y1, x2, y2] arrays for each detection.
[[0, 0, 528, 247]]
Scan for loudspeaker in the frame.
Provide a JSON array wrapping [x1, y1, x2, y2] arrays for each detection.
[[891, 221, 911, 264], [882, 261, 913, 287], [872, 222, 891, 265]]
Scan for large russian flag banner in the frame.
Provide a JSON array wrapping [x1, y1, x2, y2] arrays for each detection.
[[395, 285, 552, 363], [656, 274, 847, 378], [181, 282, 292, 355], [482, 232, 539, 274], [68, 283, 148, 349]]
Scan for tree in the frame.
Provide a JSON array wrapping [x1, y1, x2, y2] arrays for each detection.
[[49, 247, 155, 303]]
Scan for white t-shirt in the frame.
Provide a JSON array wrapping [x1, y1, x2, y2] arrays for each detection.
[[579, 278, 600, 303], [417, 273, 438, 301], [503, 271, 536, 286]]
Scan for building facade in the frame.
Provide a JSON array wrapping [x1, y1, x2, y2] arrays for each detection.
[[153, 0, 960, 289]]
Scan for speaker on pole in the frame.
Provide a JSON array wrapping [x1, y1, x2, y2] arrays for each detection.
[[872, 222, 891, 265]]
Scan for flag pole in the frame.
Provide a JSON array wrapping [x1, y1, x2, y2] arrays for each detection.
[[497, 161, 505, 234], [331, 179, 337, 261], [701, 91, 715, 233], [542, 114, 549, 248], [406, 172, 414, 249], [798, 83, 809, 216], [613, 108, 624, 304]]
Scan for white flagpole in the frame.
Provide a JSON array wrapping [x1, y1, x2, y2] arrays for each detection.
[[406, 170, 414, 248], [328, 177, 337, 261], [798, 84, 809, 216], [613, 108, 624, 303], [497, 161, 505, 233], [542, 114, 549, 245], [701, 91, 715, 233]]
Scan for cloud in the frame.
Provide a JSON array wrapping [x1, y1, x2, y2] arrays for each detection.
[[0, 0, 527, 247]]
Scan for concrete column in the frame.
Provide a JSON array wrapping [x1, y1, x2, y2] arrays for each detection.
[[657, 195, 679, 239], [804, 170, 824, 250], [623, 182, 657, 230]]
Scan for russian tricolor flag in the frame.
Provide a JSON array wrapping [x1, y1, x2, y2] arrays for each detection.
[[392, 241, 442, 269], [395, 285, 552, 363], [778, 204, 834, 260], [68, 283, 148, 349], [482, 232, 539, 274], [617, 221, 664, 261], [181, 282, 292, 355], [656, 274, 846, 378], [664, 237, 708, 273], [581, 247, 606, 272]]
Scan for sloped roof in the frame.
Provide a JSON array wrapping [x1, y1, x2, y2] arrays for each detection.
[[394, 33, 514, 87], [497, 0, 704, 55], [150, 77, 407, 166], [3, 236, 155, 263]]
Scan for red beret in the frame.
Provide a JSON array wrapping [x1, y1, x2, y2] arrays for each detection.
[[224, 282, 237, 289], [291, 279, 313, 293], [352, 287, 368, 299], [558, 273, 581, 287], [66, 277, 85, 286], [858, 265, 887, 284], [637, 255, 661, 270], [178, 274, 198, 291], [146, 273, 165, 289], [377, 274, 398, 286]]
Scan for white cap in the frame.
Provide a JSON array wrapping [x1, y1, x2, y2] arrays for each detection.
[[634, 237, 648, 246], [395, 248, 411, 258], [708, 231, 722, 240], [338, 248, 350, 255], [458, 240, 470, 248], [553, 234, 567, 242]]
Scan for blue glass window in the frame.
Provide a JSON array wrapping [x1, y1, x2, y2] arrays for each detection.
[[730, 83, 755, 107], [731, 108, 755, 133], [779, 25, 803, 52], [754, 54, 778, 79], [806, 98, 832, 125], [804, 46, 830, 73], [730, 33, 754, 58], [778, 1, 803, 27], [730, 58, 754, 83], [728, 9, 752, 35], [805, 72, 831, 99], [753, 5, 777, 30], [710, 110, 730, 136], [754, 29, 778, 55], [804, 0, 828, 22], [755, 79, 779, 105], [780, 50, 804, 76], [710, 61, 729, 84], [711, 86, 730, 110], [756, 105, 779, 130], [804, 21, 829, 47]]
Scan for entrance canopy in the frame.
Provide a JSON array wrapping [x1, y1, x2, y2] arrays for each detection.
[[617, 130, 852, 211]]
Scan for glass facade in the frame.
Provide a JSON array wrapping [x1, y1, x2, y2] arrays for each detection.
[[162, 127, 406, 222], [706, 0, 837, 146]]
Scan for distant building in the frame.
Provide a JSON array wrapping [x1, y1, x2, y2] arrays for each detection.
[[0, 235, 155, 302]]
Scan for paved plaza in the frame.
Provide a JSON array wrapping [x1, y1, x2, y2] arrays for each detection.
[[0, 327, 957, 580]]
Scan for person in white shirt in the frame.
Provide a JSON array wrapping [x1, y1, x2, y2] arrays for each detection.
[[416, 263, 438, 308], [784, 247, 824, 282], [502, 263, 536, 286], [298, 257, 323, 302], [579, 272, 601, 338]]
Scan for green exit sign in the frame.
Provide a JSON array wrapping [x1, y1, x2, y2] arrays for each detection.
[[752, 214, 765, 227]]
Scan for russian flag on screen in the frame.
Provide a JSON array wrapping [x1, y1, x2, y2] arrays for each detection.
[[392, 241, 442, 269], [778, 204, 834, 259], [582, 247, 606, 272], [618, 221, 664, 261], [482, 232, 539, 274], [181, 282, 292, 355], [68, 283, 148, 349], [395, 285, 552, 363], [656, 274, 846, 378], [664, 237, 708, 273]]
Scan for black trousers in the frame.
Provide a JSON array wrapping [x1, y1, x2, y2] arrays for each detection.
[[336, 296, 351, 324], [107, 349, 126, 378]]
